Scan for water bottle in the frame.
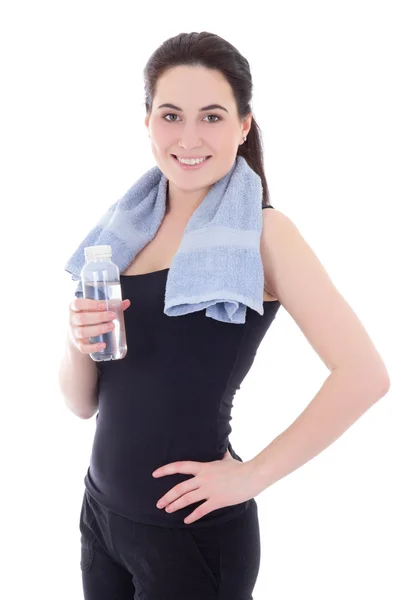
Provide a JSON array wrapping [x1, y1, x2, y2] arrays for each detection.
[[81, 244, 128, 361]]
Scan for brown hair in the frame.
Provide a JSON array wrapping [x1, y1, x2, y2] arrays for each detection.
[[143, 31, 271, 206]]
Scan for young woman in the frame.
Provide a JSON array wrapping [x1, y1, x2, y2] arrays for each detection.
[[60, 31, 390, 600]]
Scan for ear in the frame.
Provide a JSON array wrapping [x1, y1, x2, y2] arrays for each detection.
[[243, 113, 252, 138]]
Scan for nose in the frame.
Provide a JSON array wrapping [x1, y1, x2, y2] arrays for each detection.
[[178, 124, 203, 150]]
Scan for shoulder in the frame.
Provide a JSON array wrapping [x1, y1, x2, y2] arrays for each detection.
[[260, 207, 329, 306], [260, 207, 330, 302]]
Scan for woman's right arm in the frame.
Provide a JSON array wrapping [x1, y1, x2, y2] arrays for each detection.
[[58, 295, 130, 419], [58, 328, 100, 420]]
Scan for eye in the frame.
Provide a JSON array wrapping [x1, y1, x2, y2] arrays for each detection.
[[163, 114, 180, 122], [204, 114, 221, 123], [163, 113, 222, 123]]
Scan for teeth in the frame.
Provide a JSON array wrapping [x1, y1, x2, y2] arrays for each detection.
[[177, 156, 207, 165]]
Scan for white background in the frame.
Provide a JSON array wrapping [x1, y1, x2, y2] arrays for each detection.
[[1, 1, 398, 598]]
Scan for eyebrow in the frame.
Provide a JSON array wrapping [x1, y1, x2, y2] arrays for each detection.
[[157, 103, 229, 113]]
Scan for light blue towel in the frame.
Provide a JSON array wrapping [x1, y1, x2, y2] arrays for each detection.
[[64, 155, 265, 324]]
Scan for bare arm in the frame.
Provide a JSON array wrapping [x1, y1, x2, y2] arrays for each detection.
[[249, 366, 389, 490], [58, 329, 99, 420], [251, 209, 390, 489]]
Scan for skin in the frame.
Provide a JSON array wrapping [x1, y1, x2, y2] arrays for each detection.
[[144, 64, 252, 222]]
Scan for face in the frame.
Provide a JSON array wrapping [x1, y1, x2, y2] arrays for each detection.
[[145, 65, 252, 199]]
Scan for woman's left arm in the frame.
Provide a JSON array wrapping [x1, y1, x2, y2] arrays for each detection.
[[253, 209, 391, 489], [249, 365, 389, 490]]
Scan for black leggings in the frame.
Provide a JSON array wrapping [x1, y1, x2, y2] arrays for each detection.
[[79, 489, 261, 599]]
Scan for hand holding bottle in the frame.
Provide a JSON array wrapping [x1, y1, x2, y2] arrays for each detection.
[[68, 298, 131, 355]]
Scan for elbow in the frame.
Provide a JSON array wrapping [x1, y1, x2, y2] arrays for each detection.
[[79, 407, 98, 420], [60, 388, 99, 420], [68, 402, 98, 420], [369, 362, 391, 398], [335, 361, 391, 401], [365, 369, 391, 401], [376, 374, 391, 398], [73, 399, 99, 420]]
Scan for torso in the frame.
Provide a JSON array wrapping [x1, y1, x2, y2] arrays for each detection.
[[122, 214, 279, 302]]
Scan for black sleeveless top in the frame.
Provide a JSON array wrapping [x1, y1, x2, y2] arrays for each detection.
[[84, 204, 280, 528]]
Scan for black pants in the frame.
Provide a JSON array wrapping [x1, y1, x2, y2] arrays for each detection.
[[79, 489, 261, 599]]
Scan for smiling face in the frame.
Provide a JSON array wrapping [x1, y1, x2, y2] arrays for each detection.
[[145, 65, 251, 208]]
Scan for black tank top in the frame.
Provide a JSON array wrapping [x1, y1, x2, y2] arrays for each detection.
[[84, 204, 280, 528]]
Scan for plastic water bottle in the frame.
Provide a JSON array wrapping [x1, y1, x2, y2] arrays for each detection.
[[81, 244, 128, 361]]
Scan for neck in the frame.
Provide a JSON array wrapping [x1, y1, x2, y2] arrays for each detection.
[[165, 180, 212, 222]]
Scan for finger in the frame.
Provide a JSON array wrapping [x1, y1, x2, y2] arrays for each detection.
[[70, 298, 106, 313], [157, 480, 199, 508], [184, 500, 214, 525], [76, 338, 106, 354], [70, 298, 130, 317], [164, 490, 202, 513], [122, 299, 131, 311], [153, 461, 200, 477], [70, 309, 112, 328]]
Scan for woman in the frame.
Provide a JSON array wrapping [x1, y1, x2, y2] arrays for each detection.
[[60, 32, 390, 599]]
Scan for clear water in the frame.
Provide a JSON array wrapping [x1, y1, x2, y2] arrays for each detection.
[[83, 280, 128, 361]]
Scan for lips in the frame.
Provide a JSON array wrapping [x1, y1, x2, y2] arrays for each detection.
[[172, 155, 212, 161]]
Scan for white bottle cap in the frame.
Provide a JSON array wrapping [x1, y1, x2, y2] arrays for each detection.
[[84, 245, 112, 260]]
